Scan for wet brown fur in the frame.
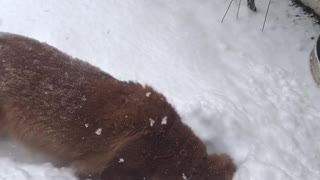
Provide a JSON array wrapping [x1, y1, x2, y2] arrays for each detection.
[[0, 33, 236, 180]]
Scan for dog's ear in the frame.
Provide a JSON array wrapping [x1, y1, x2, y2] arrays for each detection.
[[207, 154, 236, 180]]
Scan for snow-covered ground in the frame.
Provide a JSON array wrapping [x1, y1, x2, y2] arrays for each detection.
[[0, 0, 319, 179]]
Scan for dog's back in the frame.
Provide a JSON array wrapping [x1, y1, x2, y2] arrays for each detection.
[[0, 33, 185, 175]]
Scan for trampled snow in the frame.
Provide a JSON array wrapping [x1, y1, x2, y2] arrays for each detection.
[[0, 0, 319, 179]]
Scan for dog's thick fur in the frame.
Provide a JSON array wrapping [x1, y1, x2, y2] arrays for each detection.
[[0, 33, 236, 180]]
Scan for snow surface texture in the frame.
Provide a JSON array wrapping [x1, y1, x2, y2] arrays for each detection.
[[0, 0, 320, 179]]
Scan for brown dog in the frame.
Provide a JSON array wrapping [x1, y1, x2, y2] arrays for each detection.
[[0, 33, 236, 180]]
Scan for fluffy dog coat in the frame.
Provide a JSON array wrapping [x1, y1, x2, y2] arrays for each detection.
[[0, 33, 236, 180]]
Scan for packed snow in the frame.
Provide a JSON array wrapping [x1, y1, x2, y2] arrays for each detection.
[[0, 0, 320, 179]]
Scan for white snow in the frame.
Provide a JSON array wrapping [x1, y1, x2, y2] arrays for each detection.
[[161, 116, 168, 125], [149, 118, 156, 127], [95, 128, 102, 135], [118, 158, 125, 163], [0, 158, 76, 180], [0, 140, 76, 179], [84, 123, 89, 128], [0, 0, 320, 180], [146, 92, 152, 97], [182, 173, 187, 180]]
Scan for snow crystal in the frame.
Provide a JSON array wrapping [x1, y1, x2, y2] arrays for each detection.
[[95, 128, 102, 135], [149, 118, 155, 127], [118, 158, 125, 163], [81, 96, 87, 101], [84, 123, 89, 128], [146, 92, 151, 97], [161, 116, 167, 125], [125, 115, 128, 118]]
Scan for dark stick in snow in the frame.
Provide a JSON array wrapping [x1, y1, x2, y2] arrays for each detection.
[[221, 0, 235, 23], [262, 0, 272, 32], [237, 0, 242, 19]]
